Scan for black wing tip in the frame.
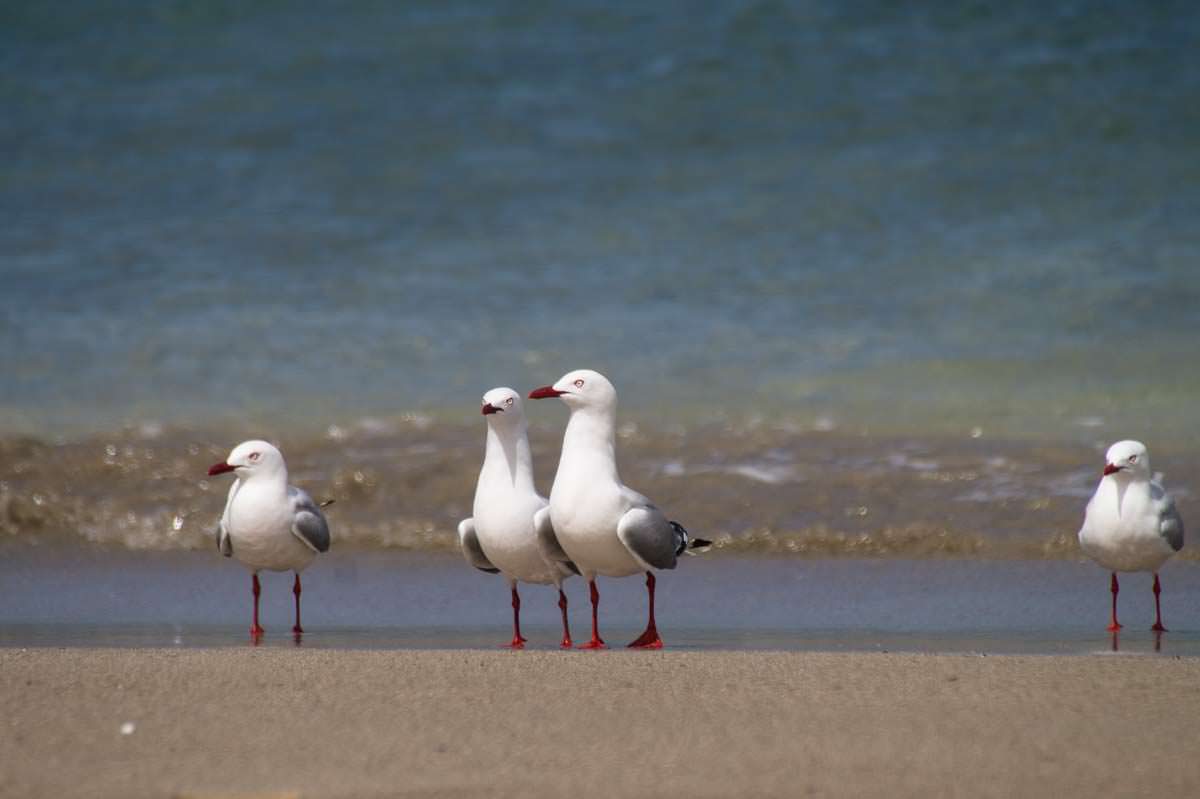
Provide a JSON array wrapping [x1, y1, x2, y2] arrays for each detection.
[[565, 560, 582, 576], [476, 566, 501, 574], [669, 520, 712, 555]]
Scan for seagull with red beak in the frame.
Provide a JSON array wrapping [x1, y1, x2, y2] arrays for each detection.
[[529, 369, 710, 649], [207, 440, 331, 639], [1078, 440, 1184, 632], [458, 387, 578, 649]]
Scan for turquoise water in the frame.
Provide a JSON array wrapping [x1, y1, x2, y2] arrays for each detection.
[[3, 1, 1199, 438]]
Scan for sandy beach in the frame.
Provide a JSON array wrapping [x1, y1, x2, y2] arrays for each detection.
[[3, 647, 1197, 798]]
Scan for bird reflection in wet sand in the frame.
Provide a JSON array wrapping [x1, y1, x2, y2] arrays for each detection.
[[1108, 630, 1164, 653]]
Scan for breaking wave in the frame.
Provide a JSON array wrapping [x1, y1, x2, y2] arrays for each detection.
[[1, 421, 1194, 561]]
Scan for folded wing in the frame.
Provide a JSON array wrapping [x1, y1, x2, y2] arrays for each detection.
[[457, 518, 499, 574], [289, 486, 332, 553], [1160, 497, 1185, 552], [533, 505, 580, 576], [616, 503, 679, 571]]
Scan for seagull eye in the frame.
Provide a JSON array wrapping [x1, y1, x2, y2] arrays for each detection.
[[249, 452, 261, 462], [574, 379, 585, 388], [1128, 455, 1137, 463], [505, 397, 514, 406]]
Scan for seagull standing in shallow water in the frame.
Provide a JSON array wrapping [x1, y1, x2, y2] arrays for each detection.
[[458, 387, 578, 648], [1078, 440, 1184, 631], [208, 440, 331, 638], [529, 369, 710, 649]]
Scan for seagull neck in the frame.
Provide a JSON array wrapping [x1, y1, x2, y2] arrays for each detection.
[[1103, 472, 1149, 516], [561, 408, 618, 478], [1106, 472, 1148, 489], [483, 422, 535, 491], [242, 468, 289, 498]]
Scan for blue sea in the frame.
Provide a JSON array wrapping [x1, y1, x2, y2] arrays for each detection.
[[3, 1, 1200, 654], [3, 0, 1198, 439]]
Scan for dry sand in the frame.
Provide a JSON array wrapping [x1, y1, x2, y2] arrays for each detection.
[[2, 648, 1197, 798]]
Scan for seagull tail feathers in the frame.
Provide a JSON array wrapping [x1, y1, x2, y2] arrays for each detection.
[[671, 521, 713, 556]]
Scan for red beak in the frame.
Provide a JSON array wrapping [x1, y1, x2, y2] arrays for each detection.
[[1102, 463, 1121, 476], [208, 461, 236, 476], [528, 386, 565, 399], [481, 403, 502, 415]]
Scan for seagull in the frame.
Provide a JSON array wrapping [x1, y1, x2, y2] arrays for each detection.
[[1078, 440, 1184, 632], [207, 440, 331, 638], [529, 369, 710, 649], [457, 387, 578, 649]]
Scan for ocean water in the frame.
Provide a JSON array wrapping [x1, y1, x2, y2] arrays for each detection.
[[2, 2, 1199, 559], [3, 0, 1199, 438]]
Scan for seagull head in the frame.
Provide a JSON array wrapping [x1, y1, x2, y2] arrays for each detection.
[[1102, 439, 1150, 479], [208, 440, 286, 480], [529, 369, 617, 413], [480, 387, 525, 425]]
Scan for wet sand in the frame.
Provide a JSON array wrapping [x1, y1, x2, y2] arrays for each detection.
[[3, 550, 1199, 658], [3, 647, 1198, 798], [3, 551, 1200, 655]]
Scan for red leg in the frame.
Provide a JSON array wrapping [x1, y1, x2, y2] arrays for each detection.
[[558, 588, 573, 649], [1151, 573, 1167, 632], [292, 573, 304, 635], [250, 573, 265, 638], [577, 579, 606, 649], [1106, 572, 1122, 632], [505, 585, 526, 649], [627, 572, 664, 649]]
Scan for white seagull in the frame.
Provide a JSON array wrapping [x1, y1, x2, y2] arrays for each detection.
[[1078, 440, 1184, 631], [529, 369, 710, 649], [457, 387, 578, 649], [207, 440, 332, 638]]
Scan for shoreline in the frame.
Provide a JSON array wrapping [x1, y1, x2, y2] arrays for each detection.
[[3, 423, 1196, 559], [4, 648, 1199, 797]]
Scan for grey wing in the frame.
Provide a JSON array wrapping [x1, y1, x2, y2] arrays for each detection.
[[216, 480, 236, 557], [1160, 497, 1185, 553], [289, 486, 332, 553], [217, 518, 233, 557], [457, 518, 499, 574], [533, 505, 580, 576], [616, 503, 679, 571]]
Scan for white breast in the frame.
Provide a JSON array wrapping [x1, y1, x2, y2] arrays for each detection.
[[1079, 480, 1174, 573], [473, 484, 560, 585], [549, 469, 641, 578], [225, 481, 315, 573]]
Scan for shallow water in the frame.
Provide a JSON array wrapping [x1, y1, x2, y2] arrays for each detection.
[[2, 424, 1196, 558], [2, 549, 1196, 656]]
